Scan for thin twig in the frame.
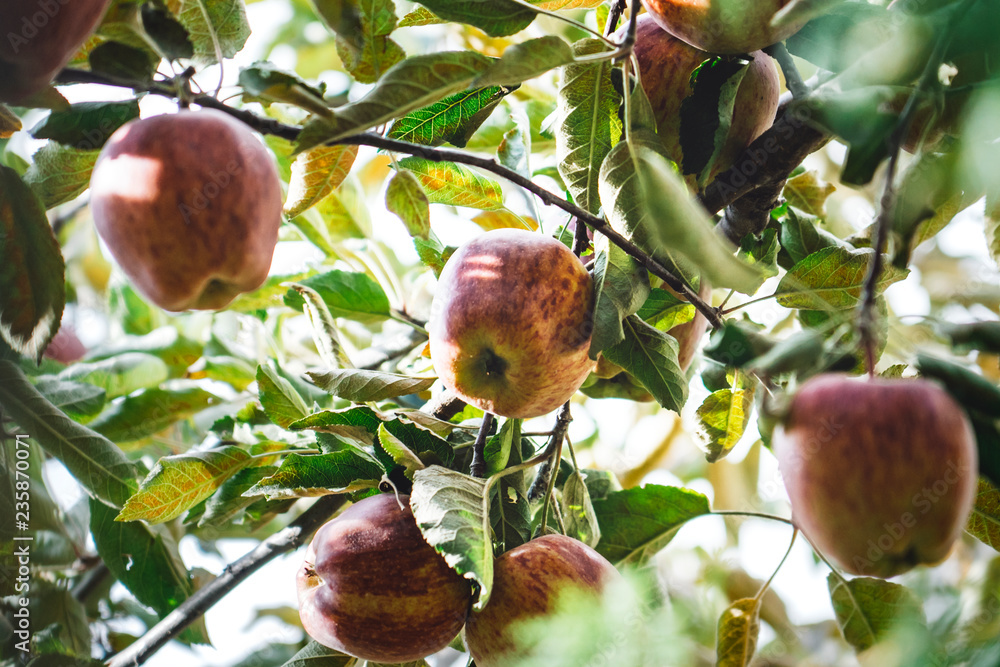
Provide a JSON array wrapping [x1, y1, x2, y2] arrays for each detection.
[[527, 402, 573, 503], [106, 495, 346, 667], [469, 412, 496, 478], [763, 43, 807, 99], [602, 0, 627, 36]]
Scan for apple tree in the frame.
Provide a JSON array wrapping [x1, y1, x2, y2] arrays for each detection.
[[1, 0, 1000, 665]]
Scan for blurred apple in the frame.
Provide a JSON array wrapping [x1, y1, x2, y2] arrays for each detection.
[[89, 109, 283, 311], [0, 0, 111, 103], [43, 323, 86, 364], [428, 229, 596, 418], [641, 0, 807, 54], [297, 493, 472, 662], [773, 375, 978, 578], [465, 534, 622, 666]]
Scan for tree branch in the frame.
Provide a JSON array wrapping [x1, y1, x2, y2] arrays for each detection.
[[470, 412, 496, 478], [106, 495, 346, 667]]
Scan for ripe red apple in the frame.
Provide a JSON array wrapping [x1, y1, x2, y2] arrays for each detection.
[[0, 0, 111, 103], [773, 375, 978, 578], [297, 493, 472, 662], [89, 109, 283, 311], [641, 0, 806, 54], [634, 15, 779, 188], [428, 229, 596, 419], [43, 323, 86, 364], [465, 534, 622, 666]]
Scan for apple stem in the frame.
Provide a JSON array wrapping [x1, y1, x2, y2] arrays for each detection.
[[470, 412, 496, 478]]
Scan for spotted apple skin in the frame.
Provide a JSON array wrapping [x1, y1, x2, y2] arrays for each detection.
[[428, 229, 596, 419], [297, 493, 472, 662], [90, 110, 282, 311], [0, 0, 112, 103], [465, 535, 622, 667], [773, 375, 977, 578], [641, 0, 803, 55]]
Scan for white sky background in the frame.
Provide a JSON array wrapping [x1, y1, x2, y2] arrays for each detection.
[[36, 0, 1000, 664]]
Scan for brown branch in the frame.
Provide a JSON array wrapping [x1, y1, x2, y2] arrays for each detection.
[[717, 177, 787, 245], [470, 412, 496, 478]]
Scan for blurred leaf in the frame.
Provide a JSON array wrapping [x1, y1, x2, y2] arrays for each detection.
[[592, 484, 710, 565], [678, 56, 748, 187], [385, 170, 431, 238], [414, 0, 536, 36], [88, 40, 158, 82], [307, 368, 435, 402], [556, 39, 621, 215], [117, 446, 252, 524], [57, 352, 170, 399], [967, 477, 1000, 552], [716, 597, 761, 667], [703, 320, 775, 368], [747, 330, 826, 377], [240, 62, 333, 116], [939, 321, 1000, 354], [914, 353, 1000, 418], [140, 2, 195, 59], [736, 228, 780, 294], [410, 466, 492, 607], [0, 361, 137, 508], [281, 640, 357, 666], [775, 247, 908, 310], [472, 210, 535, 232], [603, 315, 688, 413], [164, 0, 251, 63], [23, 142, 100, 209], [34, 377, 107, 421], [86, 328, 203, 376], [399, 157, 504, 210], [562, 469, 601, 548], [31, 585, 92, 655], [0, 104, 22, 137], [196, 356, 258, 392], [285, 269, 391, 325], [589, 238, 651, 358], [258, 365, 311, 429], [245, 450, 384, 498], [780, 208, 846, 266], [30, 101, 139, 149], [89, 386, 221, 444], [284, 145, 360, 218], [474, 36, 575, 88], [827, 575, 926, 652], [0, 165, 65, 361], [388, 86, 512, 147], [296, 51, 492, 151], [698, 386, 755, 463], [398, 6, 442, 26], [288, 282, 355, 370], [783, 171, 836, 218]]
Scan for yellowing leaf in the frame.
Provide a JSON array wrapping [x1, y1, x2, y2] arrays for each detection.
[[828, 575, 925, 653], [967, 477, 1000, 551], [783, 170, 836, 218], [716, 598, 761, 667], [285, 145, 360, 218], [698, 386, 755, 463], [399, 157, 504, 210], [472, 210, 536, 231], [0, 104, 21, 138], [386, 170, 431, 238]]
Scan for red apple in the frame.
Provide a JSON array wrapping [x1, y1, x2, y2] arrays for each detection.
[[428, 229, 596, 419], [773, 375, 978, 578], [89, 109, 283, 311], [43, 322, 86, 364], [634, 15, 779, 188], [641, 0, 807, 54], [465, 534, 622, 666], [297, 493, 472, 662], [0, 0, 111, 103]]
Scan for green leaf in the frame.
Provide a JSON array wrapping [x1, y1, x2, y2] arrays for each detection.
[[290, 405, 383, 443], [197, 355, 258, 392], [592, 484, 710, 566], [562, 469, 601, 548], [90, 498, 197, 622], [385, 170, 431, 238], [287, 283, 355, 370], [377, 423, 426, 479], [780, 208, 846, 266], [284, 145, 360, 218], [703, 320, 775, 369], [86, 327, 204, 377], [282, 640, 358, 667], [556, 39, 622, 215], [165, 0, 251, 63], [783, 170, 836, 218], [679, 56, 749, 187], [23, 141, 100, 209], [57, 352, 170, 399], [33, 377, 107, 421], [698, 386, 755, 463], [245, 451, 385, 499], [140, 2, 196, 59], [0, 165, 65, 361], [381, 418, 455, 467], [827, 575, 926, 653], [88, 41, 159, 83], [388, 86, 512, 148], [30, 101, 140, 149], [474, 36, 575, 88], [599, 131, 762, 292], [283, 269, 392, 322], [198, 465, 280, 527], [747, 329, 826, 377], [716, 598, 761, 667], [413, 0, 536, 36], [117, 446, 253, 524], [736, 228, 780, 295], [939, 321, 1000, 354], [331, 0, 406, 83], [257, 365, 311, 429], [967, 477, 1000, 552], [636, 288, 695, 332], [88, 386, 220, 445], [398, 157, 504, 210], [410, 466, 492, 607], [239, 62, 333, 116], [296, 51, 492, 152], [307, 368, 436, 402], [602, 315, 688, 413], [914, 353, 1000, 418], [775, 246, 908, 310], [483, 417, 519, 477], [0, 361, 137, 508], [589, 236, 651, 359]]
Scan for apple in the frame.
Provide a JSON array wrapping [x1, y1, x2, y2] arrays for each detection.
[[43, 323, 86, 364], [641, 0, 807, 54], [89, 109, 283, 311], [633, 15, 779, 188], [0, 0, 112, 103], [297, 493, 472, 662], [428, 229, 596, 419], [465, 534, 622, 667], [773, 375, 978, 578]]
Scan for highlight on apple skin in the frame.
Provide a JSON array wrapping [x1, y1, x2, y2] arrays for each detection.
[[772, 374, 978, 578], [89, 109, 283, 312], [0, 0, 112, 103], [641, 0, 807, 55], [464, 534, 623, 667], [428, 228, 597, 419], [296, 493, 473, 663]]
